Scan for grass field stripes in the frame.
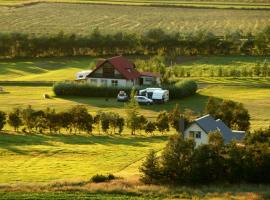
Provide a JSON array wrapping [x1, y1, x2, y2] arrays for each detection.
[[0, 0, 270, 9], [0, 3, 269, 35]]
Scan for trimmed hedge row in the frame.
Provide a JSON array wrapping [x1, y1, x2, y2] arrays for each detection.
[[53, 80, 197, 99]]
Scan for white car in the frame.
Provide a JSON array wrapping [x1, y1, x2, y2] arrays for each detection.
[[117, 91, 129, 102], [135, 96, 153, 105]]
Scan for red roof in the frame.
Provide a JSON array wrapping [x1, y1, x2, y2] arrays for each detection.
[[89, 56, 141, 80], [140, 72, 161, 77]]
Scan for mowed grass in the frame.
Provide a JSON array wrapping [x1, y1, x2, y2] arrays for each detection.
[[0, 3, 269, 35], [0, 56, 269, 82], [0, 57, 95, 81], [0, 85, 269, 129], [0, 133, 168, 183]]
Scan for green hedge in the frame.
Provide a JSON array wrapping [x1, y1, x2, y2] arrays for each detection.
[[53, 80, 197, 99]]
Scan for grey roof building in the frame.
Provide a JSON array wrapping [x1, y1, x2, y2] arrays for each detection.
[[184, 114, 245, 144]]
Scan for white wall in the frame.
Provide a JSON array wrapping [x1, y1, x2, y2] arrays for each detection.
[[184, 123, 208, 147], [87, 78, 135, 87]]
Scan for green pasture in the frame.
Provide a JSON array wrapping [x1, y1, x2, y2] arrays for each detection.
[[0, 85, 269, 129], [0, 133, 167, 183], [0, 3, 269, 35], [0, 56, 269, 82]]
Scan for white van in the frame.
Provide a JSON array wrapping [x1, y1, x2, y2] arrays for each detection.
[[152, 90, 169, 103], [139, 88, 169, 103]]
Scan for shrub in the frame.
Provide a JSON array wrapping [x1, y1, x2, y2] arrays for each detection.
[[53, 80, 198, 100], [0, 111, 6, 131], [91, 174, 116, 183]]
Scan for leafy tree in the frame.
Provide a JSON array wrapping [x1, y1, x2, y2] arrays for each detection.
[[156, 111, 169, 134], [245, 126, 270, 145], [161, 135, 195, 184], [144, 121, 156, 135], [140, 150, 161, 184], [7, 108, 22, 132], [204, 97, 219, 118], [21, 105, 36, 133], [125, 88, 140, 135], [0, 111, 6, 131], [44, 107, 60, 134], [100, 112, 110, 134], [168, 104, 181, 131], [116, 116, 125, 135], [58, 111, 73, 134]]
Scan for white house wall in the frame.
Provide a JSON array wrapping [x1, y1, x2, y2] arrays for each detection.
[[87, 78, 134, 87], [184, 123, 208, 147]]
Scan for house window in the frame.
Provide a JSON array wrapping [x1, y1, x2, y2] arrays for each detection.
[[145, 77, 153, 82], [111, 80, 118, 87], [101, 79, 108, 86], [195, 132, 201, 139], [189, 131, 201, 139], [90, 79, 97, 84]]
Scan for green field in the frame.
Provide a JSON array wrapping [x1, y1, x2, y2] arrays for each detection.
[[0, 3, 269, 35], [0, 56, 269, 82], [0, 0, 270, 9], [0, 85, 269, 130]]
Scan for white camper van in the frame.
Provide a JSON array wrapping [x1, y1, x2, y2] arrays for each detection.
[[139, 88, 169, 103]]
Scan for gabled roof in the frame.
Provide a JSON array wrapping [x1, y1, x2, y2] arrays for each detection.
[[191, 114, 245, 143], [87, 56, 141, 80]]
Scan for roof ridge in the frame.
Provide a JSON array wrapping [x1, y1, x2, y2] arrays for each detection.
[[195, 114, 211, 121]]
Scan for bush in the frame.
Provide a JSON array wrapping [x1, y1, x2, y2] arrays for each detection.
[[0, 111, 6, 131], [91, 174, 116, 183], [53, 80, 198, 100]]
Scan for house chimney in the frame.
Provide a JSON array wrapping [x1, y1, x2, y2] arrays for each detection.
[[178, 117, 185, 136]]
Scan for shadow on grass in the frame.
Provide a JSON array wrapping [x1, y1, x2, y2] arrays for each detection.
[[0, 133, 168, 155], [60, 93, 214, 115]]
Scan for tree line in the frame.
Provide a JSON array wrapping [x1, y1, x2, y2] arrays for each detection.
[[0, 26, 269, 58], [140, 128, 270, 185], [0, 94, 251, 135]]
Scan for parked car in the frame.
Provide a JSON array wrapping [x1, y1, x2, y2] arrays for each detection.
[[117, 91, 129, 102], [135, 96, 153, 105]]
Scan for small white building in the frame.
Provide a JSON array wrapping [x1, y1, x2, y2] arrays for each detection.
[[183, 115, 245, 147], [76, 70, 92, 81], [84, 56, 160, 87]]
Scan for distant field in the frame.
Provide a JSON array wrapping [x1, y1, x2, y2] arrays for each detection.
[[0, 0, 270, 9], [0, 3, 269, 35]]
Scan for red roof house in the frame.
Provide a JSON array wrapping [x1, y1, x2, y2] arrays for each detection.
[[86, 56, 160, 87]]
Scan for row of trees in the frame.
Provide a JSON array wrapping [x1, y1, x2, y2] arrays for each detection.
[[0, 94, 251, 135], [140, 129, 270, 185], [0, 103, 188, 135], [174, 60, 270, 78], [0, 26, 269, 58]]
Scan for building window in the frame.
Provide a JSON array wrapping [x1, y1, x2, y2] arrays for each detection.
[[90, 79, 97, 84], [101, 79, 108, 86], [189, 131, 201, 139], [111, 80, 118, 87], [195, 132, 201, 139]]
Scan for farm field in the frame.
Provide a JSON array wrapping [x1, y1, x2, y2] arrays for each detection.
[[0, 56, 269, 82], [0, 3, 269, 35], [0, 0, 270, 9], [0, 134, 167, 183]]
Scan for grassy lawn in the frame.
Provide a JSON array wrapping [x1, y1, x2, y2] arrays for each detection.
[[0, 56, 269, 84], [0, 133, 168, 183], [0, 57, 95, 82], [0, 85, 269, 129]]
